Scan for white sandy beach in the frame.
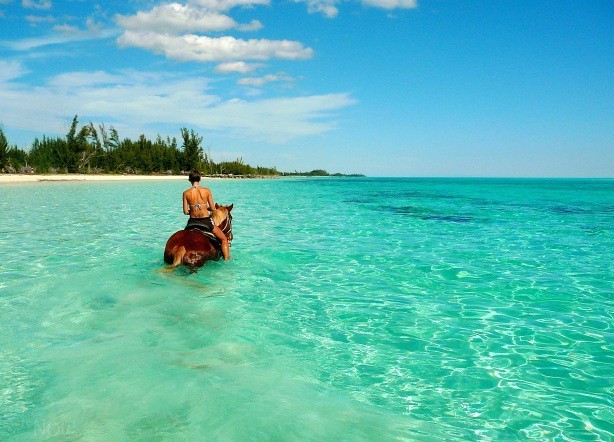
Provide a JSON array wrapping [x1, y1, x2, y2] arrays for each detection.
[[0, 174, 212, 184]]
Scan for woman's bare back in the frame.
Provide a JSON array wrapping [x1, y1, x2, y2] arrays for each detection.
[[183, 185, 212, 218]]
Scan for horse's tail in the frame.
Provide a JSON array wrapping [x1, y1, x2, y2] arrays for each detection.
[[171, 245, 186, 267]]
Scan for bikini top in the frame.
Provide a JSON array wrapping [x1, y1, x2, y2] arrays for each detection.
[[188, 185, 206, 211]]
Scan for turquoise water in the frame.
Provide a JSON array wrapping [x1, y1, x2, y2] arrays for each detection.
[[0, 178, 612, 440]]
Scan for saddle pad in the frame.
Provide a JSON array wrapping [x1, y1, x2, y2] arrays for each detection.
[[184, 227, 222, 250]]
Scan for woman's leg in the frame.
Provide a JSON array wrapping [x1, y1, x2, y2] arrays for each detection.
[[212, 226, 230, 260]]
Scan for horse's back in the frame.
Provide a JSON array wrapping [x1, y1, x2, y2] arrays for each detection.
[[164, 230, 219, 266], [164, 203, 233, 268]]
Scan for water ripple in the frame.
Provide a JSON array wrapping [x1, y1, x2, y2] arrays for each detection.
[[0, 178, 612, 440]]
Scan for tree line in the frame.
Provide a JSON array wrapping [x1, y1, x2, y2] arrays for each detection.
[[280, 169, 364, 177], [0, 116, 279, 176]]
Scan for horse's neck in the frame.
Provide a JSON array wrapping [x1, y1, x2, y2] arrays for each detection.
[[212, 209, 227, 227]]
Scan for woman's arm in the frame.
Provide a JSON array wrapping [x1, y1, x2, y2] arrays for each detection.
[[207, 189, 215, 214], [183, 192, 190, 215]]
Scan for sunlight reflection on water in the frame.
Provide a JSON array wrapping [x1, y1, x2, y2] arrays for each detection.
[[0, 178, 612, 440]]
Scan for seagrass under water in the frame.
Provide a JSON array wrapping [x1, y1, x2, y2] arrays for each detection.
[[0, 178, 612, 440]]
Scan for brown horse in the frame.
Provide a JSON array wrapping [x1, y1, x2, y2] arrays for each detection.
[[164, 204, 233, 268]]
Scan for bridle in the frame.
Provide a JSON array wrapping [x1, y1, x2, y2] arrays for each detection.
[[218, 210, 233, 244]]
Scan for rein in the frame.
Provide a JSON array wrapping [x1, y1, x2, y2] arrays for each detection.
[[218, 211, 233, 244]]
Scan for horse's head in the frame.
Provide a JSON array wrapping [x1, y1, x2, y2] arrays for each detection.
[[213, 203, 234, 242]]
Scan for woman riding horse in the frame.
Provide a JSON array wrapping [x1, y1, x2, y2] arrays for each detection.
[[183, 170, 230, 260], [164, 171, 233, 268]]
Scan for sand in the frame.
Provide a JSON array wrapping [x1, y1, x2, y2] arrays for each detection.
[[0, 174, 208, 184]]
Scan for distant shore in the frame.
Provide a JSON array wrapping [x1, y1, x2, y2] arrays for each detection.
[[0, 173, 280, 184]]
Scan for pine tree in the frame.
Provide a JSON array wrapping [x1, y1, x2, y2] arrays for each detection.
[[0, 125, 8, 171], [63, 115, 82, 172], [109, 126, 120, 150], [181, 127, 203, 171]]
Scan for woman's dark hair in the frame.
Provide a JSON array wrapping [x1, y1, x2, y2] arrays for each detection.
[[189, 170, 201, 183]]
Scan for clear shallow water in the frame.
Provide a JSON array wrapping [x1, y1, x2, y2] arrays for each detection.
[[0, 178, 612, 440]]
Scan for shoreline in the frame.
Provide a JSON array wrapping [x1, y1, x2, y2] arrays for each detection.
[[0, 174, 190, 184], [0, 174, 279, 184]]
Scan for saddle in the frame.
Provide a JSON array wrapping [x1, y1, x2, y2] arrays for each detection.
[[184, 226, 222, 250], [183, 209, 232, 253]]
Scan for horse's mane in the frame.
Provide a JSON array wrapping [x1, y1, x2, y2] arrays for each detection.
[[212, 207, 229, 227]]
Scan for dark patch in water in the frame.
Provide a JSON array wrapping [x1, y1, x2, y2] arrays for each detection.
[[550, 205, 614, 215], [385, 205, 425, 214], [368, 190, 473, 201], [380, 205, 477, 223], [421, 215, 474, 223], [583, 226, 608, 236], [551, 205, 589, 214], [86, 295, 117, 310]]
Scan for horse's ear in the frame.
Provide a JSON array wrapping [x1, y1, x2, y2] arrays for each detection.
[[228, 204, 233, 212], [215, 203, 220, 209]]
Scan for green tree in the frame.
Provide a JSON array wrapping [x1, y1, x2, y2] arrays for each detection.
[[181, 127, 203, 171], [135, 134, 153, 173], [59, 115, 83, 172], [0, 126, 28, 171], [109, 126, 120, 150], [28, 136, 61, 173], [0, 125, 8, 170], [3, 119, 289, 176], [7, 146, 28, 170], [77, 123, 98, 172]]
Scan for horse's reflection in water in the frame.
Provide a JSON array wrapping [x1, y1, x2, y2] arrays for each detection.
[[164, 204, 233, 269]]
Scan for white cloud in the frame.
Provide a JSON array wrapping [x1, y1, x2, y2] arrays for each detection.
[[302, 0, 338, 18], [3, 18, 116, 51], [25, 14, 56, 24], [237, 73, 291, 87], [361, 0, 417, 9], [22, 0, 51, 10], [0, 60, 28, 83], [3, 34, 78, 50], [188, 0, 269, 12], [47, 70, 126, 89], [296, 0, 417, 17], [236, 19, 263, 31], [0, 67, 355, 143], [210, 93, 356, 141], [115, 3, 237, 34], [54, 17, 105, 35], [117, 31, 313, 62], [215, 61, 261, 73], [53, 24, 79, 33]]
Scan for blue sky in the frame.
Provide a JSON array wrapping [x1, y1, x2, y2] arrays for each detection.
[[0, 0, 612, 176]]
